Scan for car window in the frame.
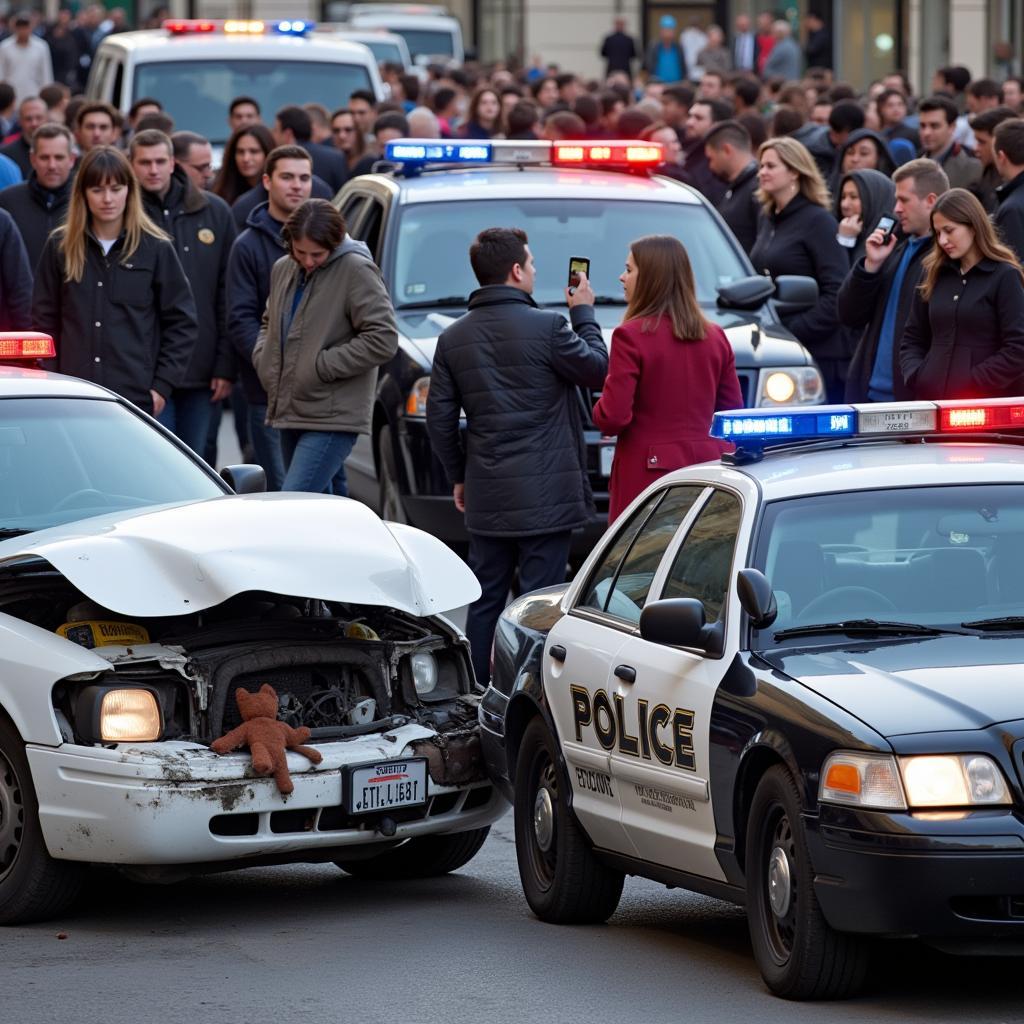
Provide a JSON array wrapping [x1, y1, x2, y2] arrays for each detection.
[[391, 200, 746, 308], [661, 490, 742, 622], [359, 199, 385, 261], [0, 398, 224, 534], [579, 486, 705, 624]]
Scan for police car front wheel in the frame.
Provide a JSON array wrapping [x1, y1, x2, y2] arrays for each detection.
[[514, 717, 624, 924], [746, 765, 870, 1000]]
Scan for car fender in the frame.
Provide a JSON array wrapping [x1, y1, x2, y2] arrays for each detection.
[[0, 612, 110, 745]]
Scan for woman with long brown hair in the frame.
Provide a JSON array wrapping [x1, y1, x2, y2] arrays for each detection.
[[32, 145, 196, 416], [211, 124, 275, 205], [592, 235, 743, 522], [900, 187, 1024, 399]]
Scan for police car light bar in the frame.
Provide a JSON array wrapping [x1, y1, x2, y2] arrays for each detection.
[[384, 139, 494, 164], [164, 19, 314, 35], [551, 141, 663, 168], [383, 138, 663, 171], [711, 397, 1024, 457], [0, 332, 56, 359]]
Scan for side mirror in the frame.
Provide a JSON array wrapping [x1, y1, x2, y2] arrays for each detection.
[[736, 568, 777, 628], [717, 275, 775, 311], [772, 275, 819, 315], [220, 464, 267, 494], [639, 598, 707, 649]]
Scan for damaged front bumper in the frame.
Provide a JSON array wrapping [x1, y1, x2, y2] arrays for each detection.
[[28, 721, 508, 865]]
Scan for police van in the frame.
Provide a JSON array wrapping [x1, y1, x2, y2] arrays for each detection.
[[481, 399, 1024, 999], [86, 19, 385, 152], [346, 4, 464, 64]]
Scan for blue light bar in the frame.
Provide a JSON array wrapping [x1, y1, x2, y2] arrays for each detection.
[[273, 19, 313, 34], [711, 405, 857, 445], [384, 139, 493, 165]]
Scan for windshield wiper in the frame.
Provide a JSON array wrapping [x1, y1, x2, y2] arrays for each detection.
[[961, 616, 1024, 631], [396, 297, 468, 310], [0, 527, 29, 538], [774, 619, 964, 641], [539, 296, 626, 308]]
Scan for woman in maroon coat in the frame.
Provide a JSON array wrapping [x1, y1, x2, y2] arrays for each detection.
[[593, 235, 743, 523]]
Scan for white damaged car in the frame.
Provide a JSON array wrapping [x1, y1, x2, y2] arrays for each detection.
[[0, 346, 506, 924]]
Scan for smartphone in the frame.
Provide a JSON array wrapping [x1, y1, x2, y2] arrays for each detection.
[[568, 256, 590, 292], [875, 215, 897, 244]]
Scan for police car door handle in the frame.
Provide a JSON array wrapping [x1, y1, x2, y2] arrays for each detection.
[[549, 645, 566, 663], [614, 664, 636, 684]]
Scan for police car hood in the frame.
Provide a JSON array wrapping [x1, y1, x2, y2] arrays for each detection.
[[760, 636, 1024, 736], [396, 306, 810, 368], [0, 494, 480, 618]]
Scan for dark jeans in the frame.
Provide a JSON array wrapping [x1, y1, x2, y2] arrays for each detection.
[[248, 402, 284, 492], [280, 429, 358, 495], [465, 530, 572, 685], [158, 387, 213, 457]]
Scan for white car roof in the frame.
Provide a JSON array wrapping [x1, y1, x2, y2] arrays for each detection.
[[96, 30, 377, 63], [659, 440, 1024, 501], [349, 11, 460, 28], [0, 367, 118, 401]]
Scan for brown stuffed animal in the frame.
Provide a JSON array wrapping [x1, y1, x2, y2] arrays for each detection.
[[211, 684, 323, 794]]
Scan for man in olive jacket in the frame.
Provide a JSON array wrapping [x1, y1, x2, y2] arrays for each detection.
[[426, 227, 608, 684]]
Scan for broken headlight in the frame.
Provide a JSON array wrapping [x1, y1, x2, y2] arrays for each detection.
[[410, 652, 438, 695]]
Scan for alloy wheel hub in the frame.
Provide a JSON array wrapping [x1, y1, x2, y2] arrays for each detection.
[[533, 786, 554, 852], [768, 845, 792, 918]]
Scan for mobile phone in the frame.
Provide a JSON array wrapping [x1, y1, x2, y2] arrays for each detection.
[[875, 215, 897, 244], [568, 256, 590, 292]]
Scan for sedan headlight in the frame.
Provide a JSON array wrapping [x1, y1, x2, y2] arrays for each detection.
[[820, 751, 906, 809], [899, 754, 1011, 807], [410, 652, 438, 695], [73, 685, 163, 743], [758, 366, 824, 406]]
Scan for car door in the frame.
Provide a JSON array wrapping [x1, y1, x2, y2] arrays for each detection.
[[544, 484, 707, 856], [612, 487, 744, 881]]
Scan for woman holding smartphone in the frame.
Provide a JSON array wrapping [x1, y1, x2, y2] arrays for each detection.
[[593, 235, 743, 523], [900, 187, 1024, 399]]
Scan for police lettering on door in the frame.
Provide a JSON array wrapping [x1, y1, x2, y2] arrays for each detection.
[[570, 685, 695, 770]]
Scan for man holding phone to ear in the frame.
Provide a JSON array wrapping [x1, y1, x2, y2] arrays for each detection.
[[426, 227, 607, 685], [838, 158, 950, 403]]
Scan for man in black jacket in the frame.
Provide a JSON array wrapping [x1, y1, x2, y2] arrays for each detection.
[[993, 117, 1024, 260], [839, 158, 949, 402], [0, 122, 73, 271], [273, 105, 348, 195], [132, 129, 237, 456], [706, 120, 760, 253], [679, 98, 731, 204], [0, 208, 32, 330], [426, 228, 608, 684]]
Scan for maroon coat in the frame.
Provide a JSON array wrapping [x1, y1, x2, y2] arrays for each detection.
[[593, 316, 743, 523]]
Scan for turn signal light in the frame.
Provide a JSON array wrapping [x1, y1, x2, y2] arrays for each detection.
[[0, 332, 56, 359], [823, 762, 860, 794]]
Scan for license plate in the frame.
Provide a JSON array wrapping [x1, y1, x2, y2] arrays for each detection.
[[344, 758, 428, 814], [599, 444, 615, 476], [858, 406, 937, 434]]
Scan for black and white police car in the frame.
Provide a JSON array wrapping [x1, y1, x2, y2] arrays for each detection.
[[480, 398, 1024, 999], [334, 138, 825, 556]]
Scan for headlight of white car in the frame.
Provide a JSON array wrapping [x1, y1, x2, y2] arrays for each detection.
[[820, 750, 1012, 809], [758, 366, 824, 406], [410, 651, 439, 695]]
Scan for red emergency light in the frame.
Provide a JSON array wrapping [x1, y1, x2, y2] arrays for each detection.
[[551, 141, 663, 169], [937, 398, 1024, 431], [164, 19, 218, 34], [0, 333, 56, 359]]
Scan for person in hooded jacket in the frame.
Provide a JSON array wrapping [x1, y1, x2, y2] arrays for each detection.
[[749, 135, 849, 403], [226, 145, 314, 490], [0, 123, 73, 272], [834, 168, 896, 266], [253, 199, 398, 495], [829, 129, 896, 198], [130, 129, 237, 456]]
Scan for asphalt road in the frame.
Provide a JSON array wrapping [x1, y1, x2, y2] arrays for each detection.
[[2, 811, 1022, 1024]]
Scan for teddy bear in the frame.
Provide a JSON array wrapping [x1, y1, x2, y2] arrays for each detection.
[[211, 684, 323, 794]]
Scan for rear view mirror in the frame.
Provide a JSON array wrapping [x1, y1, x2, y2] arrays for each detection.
[[717, 275, 775, 311], [736, 568, 777, 628], [772, 276, 819, 315]]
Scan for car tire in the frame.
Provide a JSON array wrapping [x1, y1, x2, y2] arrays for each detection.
[[0, 717, 84, 925], [746, 765, 869, 1000], [514, 716, 623, 924], [377, 424, 407, 524], [335, 826, 490, 878]]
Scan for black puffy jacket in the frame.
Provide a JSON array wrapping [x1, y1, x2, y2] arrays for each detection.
[[426, 286, 608, 537], [0, 172, 71, 272]]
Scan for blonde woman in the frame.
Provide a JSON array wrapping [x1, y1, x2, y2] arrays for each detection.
[[749, 135, 849, 402], [32, 145, 196, 416], [900, 187, 1024, 399]]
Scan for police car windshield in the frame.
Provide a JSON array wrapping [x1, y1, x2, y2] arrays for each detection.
[[391, 200, 745, 308], [0, 397, 224, 534], [134, 61, 374, 145], [752, 484, 1024, 643]]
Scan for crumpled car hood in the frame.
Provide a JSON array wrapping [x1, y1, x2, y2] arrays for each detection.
[[0, 493, 480, 618]]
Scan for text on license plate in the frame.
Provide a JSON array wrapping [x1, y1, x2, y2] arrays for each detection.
[[600, 444, 615, 476], [346, 758, 428, 813]]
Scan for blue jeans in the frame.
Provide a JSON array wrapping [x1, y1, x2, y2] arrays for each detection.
[[248, 403, 285, 492], [280, 429, 358, 495], [158, 388, 214, 458]]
